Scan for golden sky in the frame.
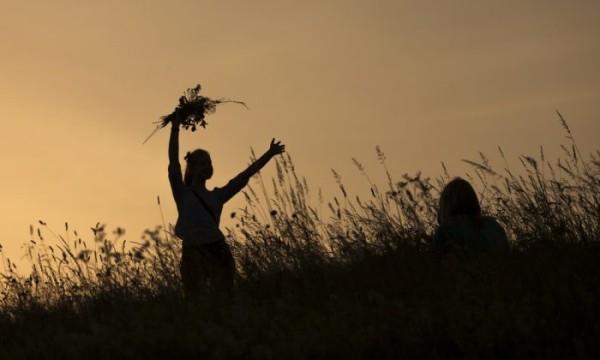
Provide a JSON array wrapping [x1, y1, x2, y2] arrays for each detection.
[[1, 0, 599, 261]]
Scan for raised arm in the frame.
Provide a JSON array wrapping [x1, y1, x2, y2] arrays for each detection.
[[218, 139, 285, 202], [241, 139, 285, 179], [168, 119, 185, 195]]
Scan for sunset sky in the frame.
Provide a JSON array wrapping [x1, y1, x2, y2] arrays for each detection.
[[1, 0, 599, 262]]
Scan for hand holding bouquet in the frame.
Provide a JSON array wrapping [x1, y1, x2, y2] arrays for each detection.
[[143, 84, 246, 143]]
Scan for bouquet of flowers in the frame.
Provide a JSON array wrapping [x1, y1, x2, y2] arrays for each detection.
[[143, 84, 246, 143]]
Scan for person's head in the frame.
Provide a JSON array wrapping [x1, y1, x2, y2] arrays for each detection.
[[438, 177, 481, 225], [184, 149, 213, 186]]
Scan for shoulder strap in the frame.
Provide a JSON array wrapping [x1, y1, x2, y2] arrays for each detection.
[[191, 190, 218, 225]]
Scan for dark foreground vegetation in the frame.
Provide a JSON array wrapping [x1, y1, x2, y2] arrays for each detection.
[[1, 119, 599, 359]]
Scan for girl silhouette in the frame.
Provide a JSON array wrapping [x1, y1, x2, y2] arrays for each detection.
[[168, 115, 285, 299], [433, 177, 509, 257]]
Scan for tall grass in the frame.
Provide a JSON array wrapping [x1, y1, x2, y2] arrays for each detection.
[[0, 114, 598, 358]]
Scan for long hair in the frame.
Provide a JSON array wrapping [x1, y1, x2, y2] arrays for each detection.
[[437, 177, 481, 225], [183, 149, 211, 186]]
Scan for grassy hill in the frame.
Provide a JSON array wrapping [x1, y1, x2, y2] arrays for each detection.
[[0, 122, 598, 359]]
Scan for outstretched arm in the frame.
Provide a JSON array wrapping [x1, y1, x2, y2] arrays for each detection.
[[240, 139, 285, 179], [168, 118, 184, 195], [218, 139, 285, 202]]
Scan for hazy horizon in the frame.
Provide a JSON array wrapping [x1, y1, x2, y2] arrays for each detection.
[[1, 0, 599, 262]]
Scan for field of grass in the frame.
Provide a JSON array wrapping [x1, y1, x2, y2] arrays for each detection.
[[0, 116, 598, 358]]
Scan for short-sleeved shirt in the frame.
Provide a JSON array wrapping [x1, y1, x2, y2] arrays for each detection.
[[168, 161, 248, 247], [433, 216, 509, 256]]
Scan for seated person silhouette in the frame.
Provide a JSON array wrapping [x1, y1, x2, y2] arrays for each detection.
[[167, 114, 285, 300], [433, 178, 509, 257]]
